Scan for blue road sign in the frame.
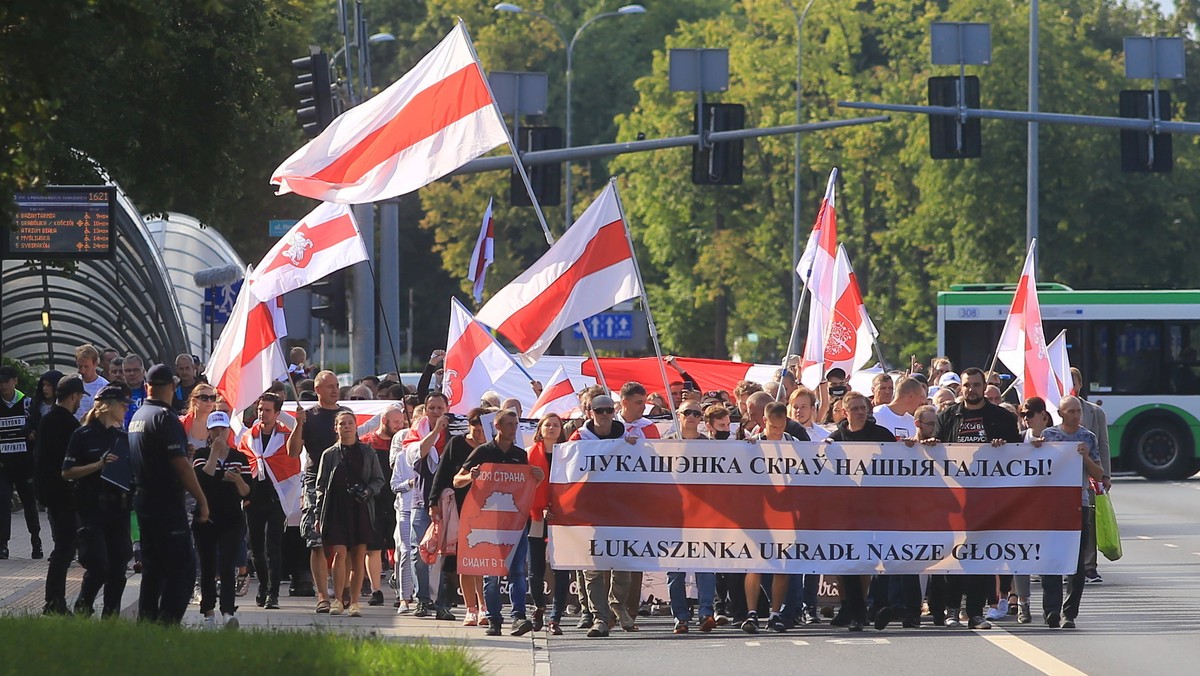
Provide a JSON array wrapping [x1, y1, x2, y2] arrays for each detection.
[[203, 280, 243, 324], [572, 313, 634, 341], [269, 219, 298, 237]]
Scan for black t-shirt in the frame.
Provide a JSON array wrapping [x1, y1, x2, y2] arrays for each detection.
[[826, 421, 898, 443], [956, 412, 988, 444], [301, 405, 350, 482], [432, 435, 477, 510], [462, 440, 529, 471], [192, 445, 252, 528], [129, 398, 189, 514], [63, 421, 132, 510], [35, 404, 81, 506]]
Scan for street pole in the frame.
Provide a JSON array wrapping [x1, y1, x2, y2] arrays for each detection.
[[786, 0, 818, 356], [1028, 0, 1039, 272]]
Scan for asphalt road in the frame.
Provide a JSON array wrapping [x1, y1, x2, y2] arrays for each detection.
[[545, 475, 1200, 676]]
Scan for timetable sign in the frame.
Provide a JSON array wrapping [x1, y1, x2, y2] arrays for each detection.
[[5, 186, 116, 259]]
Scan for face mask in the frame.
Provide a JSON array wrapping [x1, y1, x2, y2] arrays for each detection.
[[713, 430, 731, 440], [828, 384, 848, 398]]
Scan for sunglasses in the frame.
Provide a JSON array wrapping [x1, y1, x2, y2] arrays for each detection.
[[592, 407, 615, 415], [349, 396, 368, 400], [680, 409, 703, 418], [195, 394, 217, 402], [1020, 410, 1040, 418]]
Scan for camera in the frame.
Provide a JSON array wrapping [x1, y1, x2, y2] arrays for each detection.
[[347, 484, 372, 503]]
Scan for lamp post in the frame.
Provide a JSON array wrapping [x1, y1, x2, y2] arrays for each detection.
[[333, 31, 396, 103], [784, 0, 818, 355], [494, 3, 646, 230]]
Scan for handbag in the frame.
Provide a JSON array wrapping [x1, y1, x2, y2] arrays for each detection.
[[1094, 484, 1122, 561]]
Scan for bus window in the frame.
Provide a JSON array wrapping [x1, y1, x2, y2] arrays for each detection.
[[1110, 322, 1162, 394], [1167, 323, 1200, 394], [1090, 325, 1111, 392]]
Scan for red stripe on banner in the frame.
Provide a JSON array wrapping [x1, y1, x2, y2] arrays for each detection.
[[243, 302, 280, 364], [494, 220, 631, 350], [550, 484, 1082, 532], [444, 319, 504, 409], [312, 64, 492, 185], [580, 356, 753, 394], [258, 213, 357, 276]]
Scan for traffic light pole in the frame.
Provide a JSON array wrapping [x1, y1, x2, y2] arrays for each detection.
[[838, 100, 1200, 134], [1028, 0, 1039, 271]]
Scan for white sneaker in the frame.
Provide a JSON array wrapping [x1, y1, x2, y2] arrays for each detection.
[[396, 600, 413, 615], [223, 613, 239, 630], [944, 616, 962, 628], [202, 615, 216, 630]]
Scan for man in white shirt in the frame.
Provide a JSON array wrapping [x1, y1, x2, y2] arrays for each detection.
[[74, 344, 109, 422], [788, 387, 829, 442], [872, 376, 925, 441]]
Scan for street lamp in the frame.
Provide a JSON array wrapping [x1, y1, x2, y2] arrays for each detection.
[[494, 3, 646, 230], [333, 32, 396, 102], [784, 0, 818, 355]]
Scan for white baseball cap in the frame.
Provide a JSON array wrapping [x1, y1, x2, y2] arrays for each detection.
[[206, 411, 231, 429], [938, 372, 962, 387]]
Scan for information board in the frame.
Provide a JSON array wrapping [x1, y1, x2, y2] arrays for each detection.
[[5, 186, 116, 259]]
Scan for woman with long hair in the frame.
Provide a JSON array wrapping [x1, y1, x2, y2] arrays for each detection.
[[1012, 396, 1055, 624], [430, 406, 492, 626], [528, 413, 569, 634], [181, 384, 220, 453], [63, 386, 134, 617], [315, 410, 384, 617]]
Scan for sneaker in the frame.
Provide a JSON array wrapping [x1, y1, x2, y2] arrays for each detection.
[[803, 607, 821, 625], [463, 610, 478, 626], [901, 618, 921, 628], [576, 612, 594, 629], [511, 618, 534, 636], [699, 615, 717, 633], [532, 607, 544, 632], [396, 600, 413, 615], [714, 613, 731, 626], [255, 590, 267, 608], [0, 546, 8, 560], [769, 614, 787, 632], [548, 620, 563, 635], [223, 613, 239, 629], [348, 603, 362, 617], [1045, 611, 1061, 628], [265, 594, 280, 610], [741, 613, 759, 634], [368, 590, 385, 607], [203, 615, 216, 630], [485, 621, 502, 636], [413, 602, 429, 618], [191, 585, 202, 605], [435, 607, 455, 621], [944, 616, 962, 628], [968, 616, 992, 630], [234, 574, 249, 597], [848, 619, 864, 632], [1062, 618, 1076, 629], [673, 619, 689, 634], [329, 601, 344, 616], [586, 620, 609, 638], [985, 606, 1007, 621], [31, 535, 42, 560], [874, 606, 892, 631], [1017, 602, 1031, 624], [1085, 572, 1103, 584]]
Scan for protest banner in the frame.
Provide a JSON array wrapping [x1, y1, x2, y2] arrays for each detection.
[[458, 463, 538, 575], [549, 439, 1082, 576]]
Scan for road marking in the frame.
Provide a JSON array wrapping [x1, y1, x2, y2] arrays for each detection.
[[979, 628, 1087, 676], [826, 638, 890, 645], [1164, 543, 1179, 548], [1137, 536, 1153, 540], [745, 641, 761, 647], [791, 640, 810, 646]]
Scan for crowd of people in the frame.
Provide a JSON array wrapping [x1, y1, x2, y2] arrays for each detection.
[[0, 344, 1111, 637]]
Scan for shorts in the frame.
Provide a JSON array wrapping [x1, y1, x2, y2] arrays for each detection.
[[301, 481, 322, 549]]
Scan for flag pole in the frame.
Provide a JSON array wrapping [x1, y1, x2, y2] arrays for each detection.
[[778, 277, 813, 401], [461, 20, 608, 391], [609, 178, 677, 432]]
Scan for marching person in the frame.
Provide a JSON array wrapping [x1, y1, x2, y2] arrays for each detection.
[[191, 411, 252, 629], [315, 410, 385, 617], [0, 365, 41, 560], [742, 402, 799, 634], [402, 392, 455, 621], [453, 409, 544, 637], [526, 413, 571, 635], [239, 393, 295, 610], [62, 384, 135, 618], [361, 406, 407, 607], [1013, 397, 1055, 624], [36, 375, 84, 614], [667, 402, 718, 634]]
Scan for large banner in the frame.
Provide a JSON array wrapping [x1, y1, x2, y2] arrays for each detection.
[[458, 463, 538, 575], [549, 440, 1083, 575]]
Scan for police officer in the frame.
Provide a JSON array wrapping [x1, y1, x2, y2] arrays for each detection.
[[63, 385, 135, 617], [0, 365, 42, 560], [36, 375, 84, 615], [129, 364, 209, 625]]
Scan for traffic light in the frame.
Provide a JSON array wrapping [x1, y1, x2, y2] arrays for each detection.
[[511, 126, 562, 207], [309, 269, 348, 332], [928, 76, 981, 159], [293, 47, 335, 138], [692, 103, 745, 185], [1120, 90, 1172, 172]]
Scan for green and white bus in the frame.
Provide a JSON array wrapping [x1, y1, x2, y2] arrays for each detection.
[[937, 284, 1200, 480]]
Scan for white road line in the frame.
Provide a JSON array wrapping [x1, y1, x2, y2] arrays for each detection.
[[979, 628, 1087, 676], [1165, 543, 1179, 548], [744, 641, 761, 647], [1137, 536, 1152, 540], [791, 640, 809, 646]]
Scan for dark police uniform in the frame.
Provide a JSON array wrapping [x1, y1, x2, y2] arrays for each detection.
[[63, 419, 133, 617], [36, 403, 81, 613], [129, 397, 193, 624], [0, 390, 41, 557]]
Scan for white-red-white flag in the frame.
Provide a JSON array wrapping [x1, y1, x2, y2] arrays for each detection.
[[444, 298, 517, 414], [819, 244, 876, 379], [1047, 329, 1072, 400], [468, 198, 495, 303], [799, 169, 841, 388], [271, 23, 509, 204], [248, 202, 368, 302], [476, 183, 641, 366], [529, 366, 577, 418], [208, 277, 289, 415], [996, 240, 1059, 410]]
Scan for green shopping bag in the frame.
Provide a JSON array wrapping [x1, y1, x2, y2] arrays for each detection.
[[1096, 490, 1122, 561]]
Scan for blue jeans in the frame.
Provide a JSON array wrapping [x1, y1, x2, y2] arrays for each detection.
[[668, 572, 716, 621], [410, 508, 446, 609], [484, 529, 529, 624]]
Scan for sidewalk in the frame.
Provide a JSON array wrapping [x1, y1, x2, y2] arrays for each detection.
[[1, 511, 543, 675]]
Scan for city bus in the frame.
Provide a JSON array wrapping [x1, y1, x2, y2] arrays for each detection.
[[937, 284, 1200, 480]]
